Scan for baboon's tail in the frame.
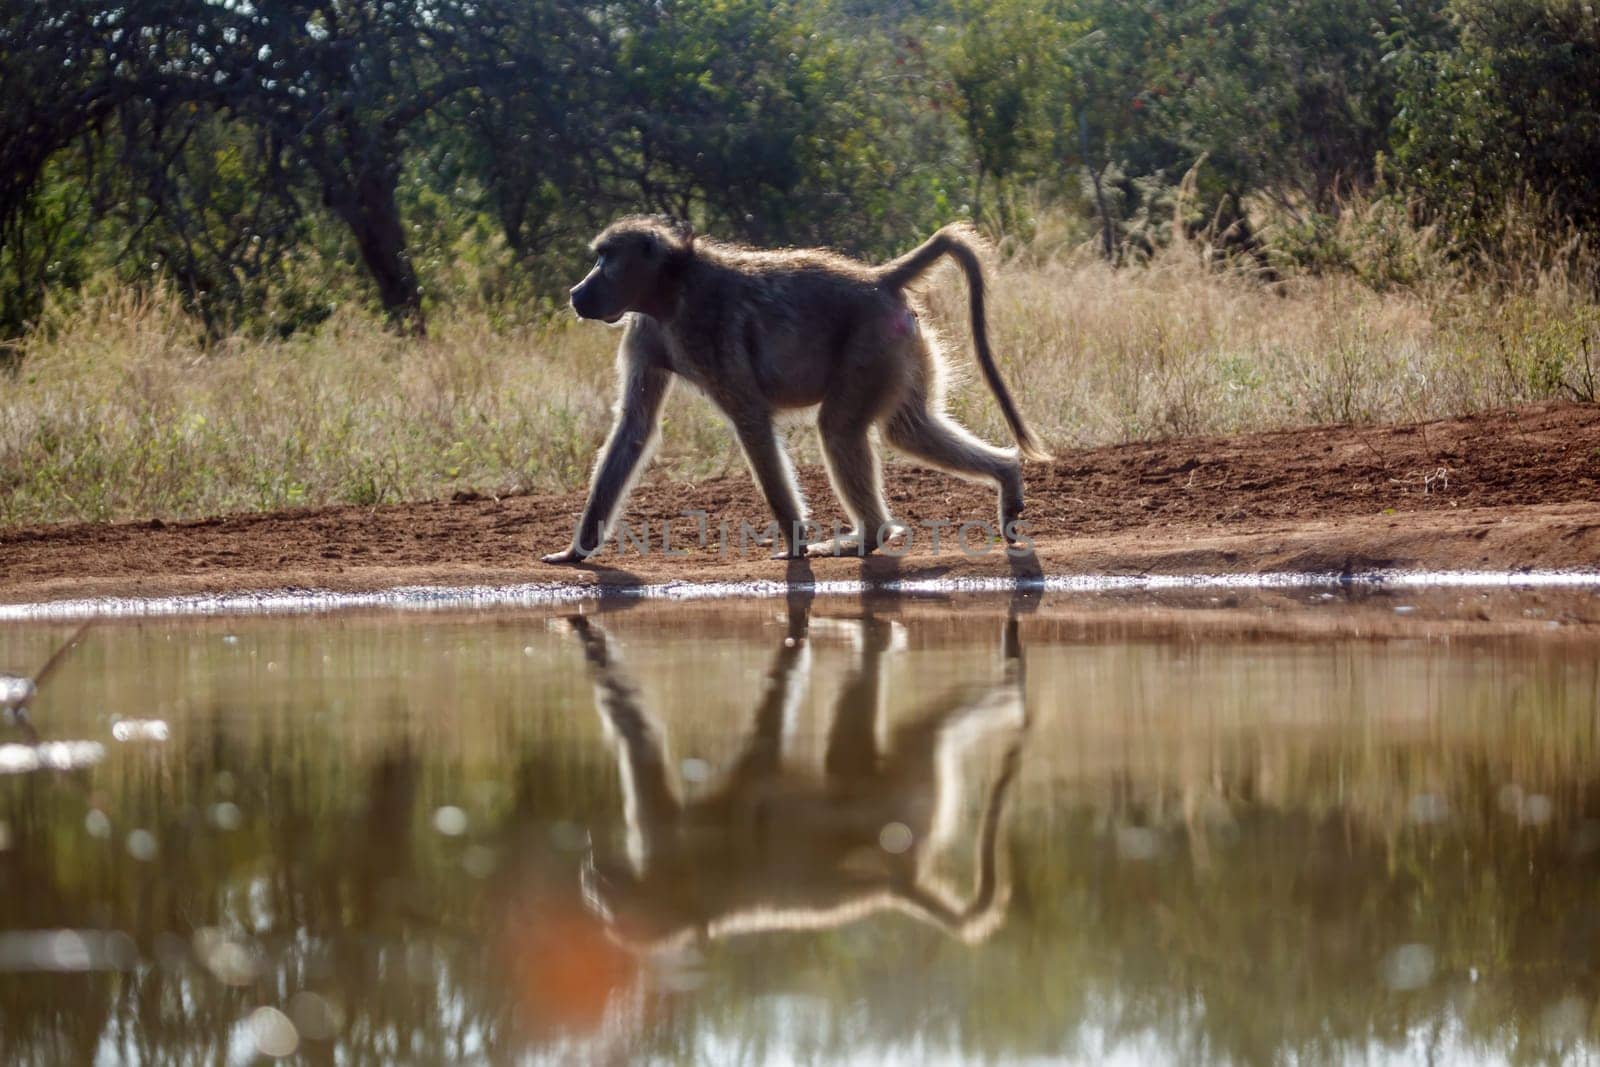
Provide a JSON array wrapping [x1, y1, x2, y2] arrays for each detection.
[[878, 224, 1051, 461]]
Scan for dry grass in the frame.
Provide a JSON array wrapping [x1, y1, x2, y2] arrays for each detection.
[[3, 230, 1598, 527], [946, 246, 1597, 446]]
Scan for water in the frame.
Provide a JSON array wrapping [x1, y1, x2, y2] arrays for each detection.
[[2, 589, 1599, 1065]]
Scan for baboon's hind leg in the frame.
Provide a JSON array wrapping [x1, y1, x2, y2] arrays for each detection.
[[884, 397, 1024, 539]]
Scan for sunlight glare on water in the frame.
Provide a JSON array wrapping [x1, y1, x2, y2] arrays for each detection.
[[0, 587, 1598, 1065]]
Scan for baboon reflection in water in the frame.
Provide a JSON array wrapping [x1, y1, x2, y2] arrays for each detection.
[[559, 604, 1028, 951]]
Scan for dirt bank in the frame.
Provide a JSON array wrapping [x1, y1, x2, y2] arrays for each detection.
[[3, 402, 1599, 606]]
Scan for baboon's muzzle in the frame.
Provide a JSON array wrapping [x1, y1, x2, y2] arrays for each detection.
[[569, 277, 624, 324]]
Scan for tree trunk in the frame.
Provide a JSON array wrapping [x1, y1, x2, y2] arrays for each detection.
[[1079, 112, 1115, 263], [324, 162, 425, 336], [1089, 162, 1115, 262]]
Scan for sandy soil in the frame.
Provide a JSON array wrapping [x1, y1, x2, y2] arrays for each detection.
[[3, 402, 1598, 606]]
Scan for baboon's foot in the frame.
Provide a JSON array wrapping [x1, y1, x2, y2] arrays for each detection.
[[541, 547, 594, 565]]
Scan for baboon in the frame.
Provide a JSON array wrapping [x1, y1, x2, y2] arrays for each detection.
[[544, 217, 1049, 563], [559, 605, 1028, 950]]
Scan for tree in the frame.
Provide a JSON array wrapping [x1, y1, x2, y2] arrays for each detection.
[[0, 0, 541, 335], [202, 1, 513, 334], [944, 0, 1080, 225], [601, 0, 924, 251], [1392, 0, 1600, 250], [0, 2, 209, 333]]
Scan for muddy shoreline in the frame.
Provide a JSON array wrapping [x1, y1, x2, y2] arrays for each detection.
[[4, 402, 1599, 610]]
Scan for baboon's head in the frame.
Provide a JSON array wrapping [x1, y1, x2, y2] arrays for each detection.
[[570, 216, 694, 324]]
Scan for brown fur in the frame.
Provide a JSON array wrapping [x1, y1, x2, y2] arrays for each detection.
[[546, 216, 1047, 562]]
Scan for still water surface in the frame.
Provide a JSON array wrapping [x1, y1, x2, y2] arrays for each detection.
[[2, 591, 1600, 1065]]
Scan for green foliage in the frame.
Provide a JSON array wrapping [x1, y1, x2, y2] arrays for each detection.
[[1264, 188, 1454, 291], [2, 0, 1597, 342], [586, 0, 969, 256], [1391, 0, 1600, 257], [0, 150, 101, 340], [1133, 1, 1418, 210], [944, 0, 1081, 223]]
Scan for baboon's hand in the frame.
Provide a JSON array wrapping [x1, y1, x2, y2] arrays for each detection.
[[541, 547, 591, 566]]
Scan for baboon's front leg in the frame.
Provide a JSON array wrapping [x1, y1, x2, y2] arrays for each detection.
[[729, 412, 809, 557], [544, 322, 674, 564], [563, 615, 680, 871]]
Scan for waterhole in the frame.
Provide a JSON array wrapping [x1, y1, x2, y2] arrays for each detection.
[[2, 587, 1598, 1064]]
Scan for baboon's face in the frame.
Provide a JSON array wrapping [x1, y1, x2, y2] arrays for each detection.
[[570, 231, 670, 324]]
